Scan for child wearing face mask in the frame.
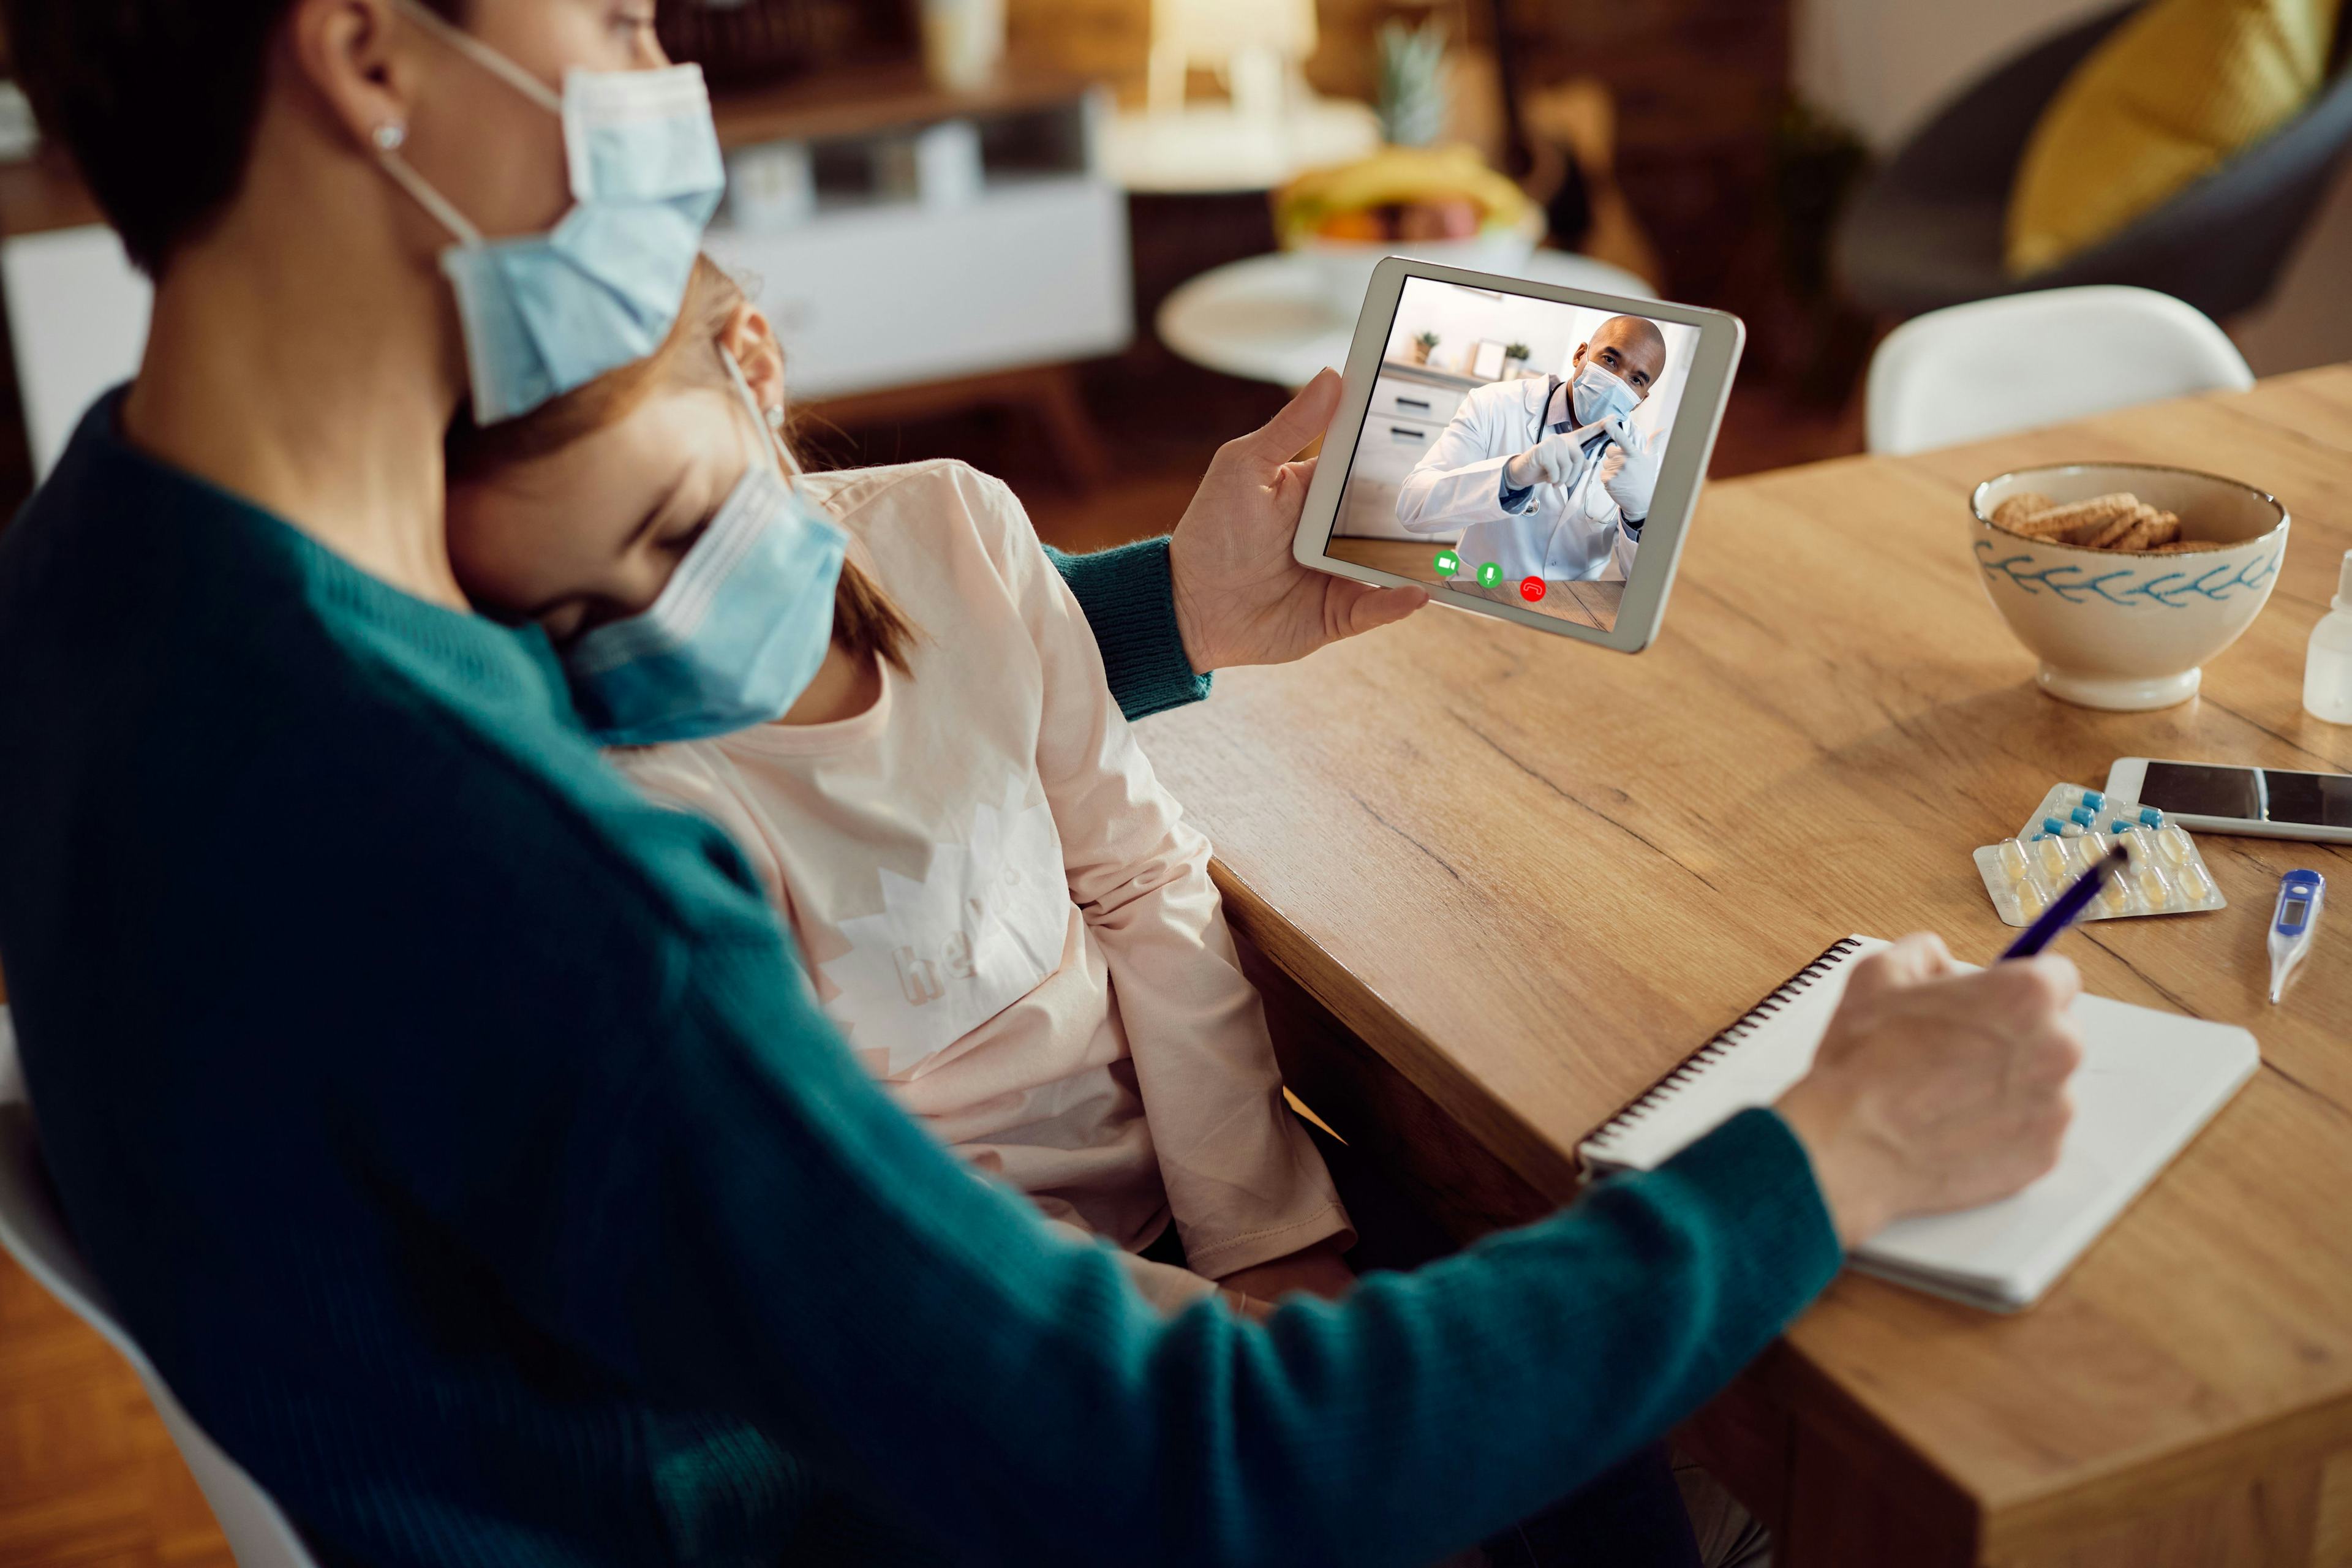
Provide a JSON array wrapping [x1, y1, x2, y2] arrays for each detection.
[[443, 258, 1354, 1312]]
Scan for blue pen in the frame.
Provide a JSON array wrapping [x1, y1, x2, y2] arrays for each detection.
[[2002, 843, 2132, 959]]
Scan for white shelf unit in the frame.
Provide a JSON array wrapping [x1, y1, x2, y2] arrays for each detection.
[[1, 87, 1133, 480], [1335, 363, 1476, 542], [2, 225, 150, 480], [705, 172, 1130, 401]]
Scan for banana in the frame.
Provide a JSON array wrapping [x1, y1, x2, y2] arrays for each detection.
[[1274, 145, 1535, 243]]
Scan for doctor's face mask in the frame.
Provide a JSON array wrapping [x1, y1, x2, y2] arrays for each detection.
[[1567, 320, 1667, 427], [1569, 361, 1640, 427], [375, 0, 725, 424]]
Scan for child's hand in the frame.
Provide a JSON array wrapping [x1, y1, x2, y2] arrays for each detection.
[[1215, 1239, 1355, 1308]]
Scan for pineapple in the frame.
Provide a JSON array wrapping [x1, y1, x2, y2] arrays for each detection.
[[1376, 20, 1449, 149]]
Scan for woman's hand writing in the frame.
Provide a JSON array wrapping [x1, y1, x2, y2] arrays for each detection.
[[1775, 934, 2084, 1248]]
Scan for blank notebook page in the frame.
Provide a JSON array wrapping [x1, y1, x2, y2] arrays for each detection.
[[1579, 937, 2260, 1311]]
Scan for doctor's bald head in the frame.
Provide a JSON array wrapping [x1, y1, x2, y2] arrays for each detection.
[[1571, 317, 1668, 400]]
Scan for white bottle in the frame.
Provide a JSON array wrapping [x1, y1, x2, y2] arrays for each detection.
[[2304, 549, 2352, 723]]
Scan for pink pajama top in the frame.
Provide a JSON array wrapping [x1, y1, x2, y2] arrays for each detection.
[[612, 461, 1349, 1302]]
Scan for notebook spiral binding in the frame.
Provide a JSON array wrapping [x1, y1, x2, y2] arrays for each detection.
[[1583, 937, 1866, 1158]]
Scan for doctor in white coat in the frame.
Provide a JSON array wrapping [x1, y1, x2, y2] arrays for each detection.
[[1396, 315, 1668, 584]]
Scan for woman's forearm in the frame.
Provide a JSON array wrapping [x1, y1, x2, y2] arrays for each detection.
[[1045, 538, 1212, 721], [544, 918, 1842, 1568]]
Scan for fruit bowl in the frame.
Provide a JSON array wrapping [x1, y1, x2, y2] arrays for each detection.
[[1274, 145, 1544, 304], [1292, 217, 1543, 304]]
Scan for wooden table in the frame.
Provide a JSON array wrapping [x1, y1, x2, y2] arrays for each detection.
[[1135, 366, 2352, 1567]]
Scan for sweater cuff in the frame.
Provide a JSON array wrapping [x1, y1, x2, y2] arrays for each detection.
[[1046, 537, 1213, 722], [1634, 1107, 1844, 1319]]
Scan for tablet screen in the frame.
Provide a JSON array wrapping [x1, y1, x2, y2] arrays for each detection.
[[1324, 276, 1705, 635]]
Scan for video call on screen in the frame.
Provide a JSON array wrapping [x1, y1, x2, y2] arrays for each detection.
[[1326, 277, 1699, 636]]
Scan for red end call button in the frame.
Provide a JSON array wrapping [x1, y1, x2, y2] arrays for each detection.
[[1518, 576, 1546, 602]]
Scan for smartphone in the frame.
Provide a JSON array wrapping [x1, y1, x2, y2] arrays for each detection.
[[2106, 758, 2352, 843]]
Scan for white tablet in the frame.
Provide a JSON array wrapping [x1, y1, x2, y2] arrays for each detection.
[[1293, 257, 1744, 652]]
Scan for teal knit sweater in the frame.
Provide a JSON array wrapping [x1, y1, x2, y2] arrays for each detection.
[[0, 400, 1841, 1568]]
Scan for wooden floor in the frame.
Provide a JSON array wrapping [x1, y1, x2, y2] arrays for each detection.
[[0, 350, 1857, 1567], [0, 1258, 232, 1568]]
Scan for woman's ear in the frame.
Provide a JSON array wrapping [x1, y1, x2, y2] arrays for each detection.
[[717, 303, 789, 419], [285, 0, 424, 155]]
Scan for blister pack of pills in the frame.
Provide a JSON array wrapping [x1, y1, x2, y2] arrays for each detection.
[[1974, 783, 2226, 927], [2011, 783, 2157, 845]]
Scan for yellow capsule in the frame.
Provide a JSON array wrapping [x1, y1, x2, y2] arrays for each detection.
[[1997, 839, 2030, 879], [2156, 824, 2195, 865], [2036, 835, 2071, 876]]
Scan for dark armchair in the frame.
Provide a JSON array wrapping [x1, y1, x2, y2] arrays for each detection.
[[1834, 4, 2352, 320]]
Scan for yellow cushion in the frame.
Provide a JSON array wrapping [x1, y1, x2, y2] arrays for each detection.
[[2005, 0, 2345, 275]]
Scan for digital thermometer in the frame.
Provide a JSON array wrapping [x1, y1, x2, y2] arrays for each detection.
[[2268, 870, 2325, 1004]]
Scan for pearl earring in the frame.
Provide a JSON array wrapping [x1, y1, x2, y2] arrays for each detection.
[[372, 122, 407, 153], [765, 405, 786, 429]]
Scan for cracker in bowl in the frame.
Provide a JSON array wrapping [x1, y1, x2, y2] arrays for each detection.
[[1985, 491, 2223, 552]]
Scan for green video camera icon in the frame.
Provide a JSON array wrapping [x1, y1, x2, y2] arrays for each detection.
[[1432, 549, 1461, 578]]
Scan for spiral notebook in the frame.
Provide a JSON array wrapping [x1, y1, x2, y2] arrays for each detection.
[[1578, 937, 2260, 1312]]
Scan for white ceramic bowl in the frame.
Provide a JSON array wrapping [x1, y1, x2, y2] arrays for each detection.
[[1970, 463, 2289, 710]]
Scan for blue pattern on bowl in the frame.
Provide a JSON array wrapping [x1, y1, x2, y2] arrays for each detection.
[[1973, 539, 2282, 609]]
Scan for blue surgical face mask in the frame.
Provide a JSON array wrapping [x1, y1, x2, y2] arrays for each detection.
[[563, 354, 848, 747], [1570, 360, 1641, 428], [377, 0, 725, 424]]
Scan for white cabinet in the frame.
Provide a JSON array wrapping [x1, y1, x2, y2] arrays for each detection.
[[1335, 364, 1472, 542], [703, 175, 1129, 400], [1, 225, 151, 479], [0, 85, 1133, 481]]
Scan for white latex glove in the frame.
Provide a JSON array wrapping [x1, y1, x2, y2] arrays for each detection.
[[1599, 417, 1661, 520], [1504, 430, 1590, 493]]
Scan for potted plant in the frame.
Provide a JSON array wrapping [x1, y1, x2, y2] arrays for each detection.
[[1504, 342, 1532, 376], [1409, 330, 1440, 366]]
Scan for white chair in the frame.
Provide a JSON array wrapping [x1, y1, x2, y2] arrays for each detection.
[[1864, 284, 2255, 456], [0, 1010, 320, 1568]]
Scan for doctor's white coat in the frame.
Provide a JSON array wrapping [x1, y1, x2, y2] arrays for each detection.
[[1394, 377, 1645, 583]]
